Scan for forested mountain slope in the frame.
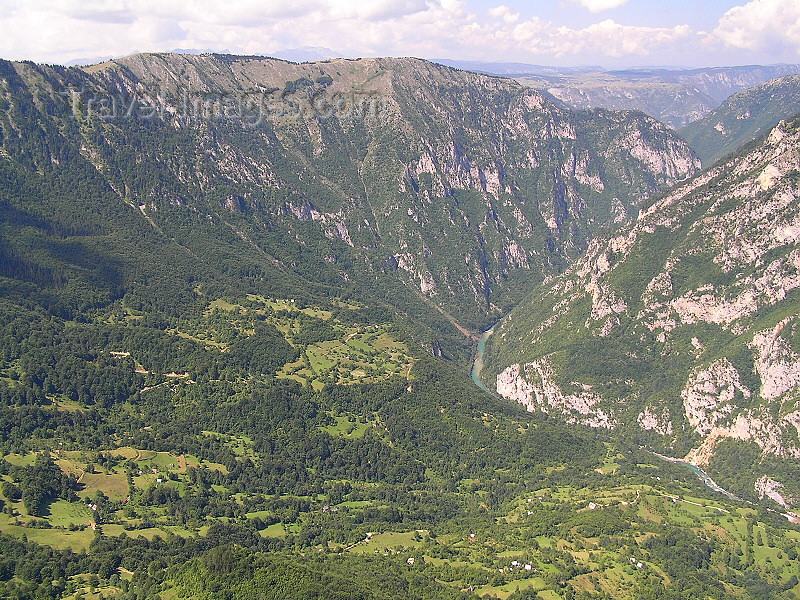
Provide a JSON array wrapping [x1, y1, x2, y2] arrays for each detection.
[[0, 53, 697, 342], [484, 115, 800, 503], [680, 74, 800, 166], [3, 54, 799, 599]]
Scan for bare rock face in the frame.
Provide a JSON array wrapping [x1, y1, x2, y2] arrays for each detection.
[[751, 319, 800, 401], [497, 359, 615, 429], [486, 116, 800, 479], [682, 358, 750, 437], [755, 476, 797, 509], [637, 407, 673, 436]]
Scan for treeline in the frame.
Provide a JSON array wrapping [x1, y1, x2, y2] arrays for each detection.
[[0, 455, 77, 516]]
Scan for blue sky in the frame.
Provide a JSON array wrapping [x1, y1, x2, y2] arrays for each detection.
[[0, 0, 798, 68]]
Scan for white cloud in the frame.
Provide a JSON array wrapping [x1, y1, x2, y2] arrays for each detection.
[[712, 0, 800, 56], [458, 15, 690, 60], [489, 5, 519, 24], [326, 0, 430, 22], [0, 0, 787, 67], [549, 20, 691, 58], [575, 0, 631, 13], [510, 18, 548, 44]]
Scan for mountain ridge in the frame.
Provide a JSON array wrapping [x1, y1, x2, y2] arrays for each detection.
[[0, 52, 699, 346], [680, 73, 800, 166], [516, 64, 800, 129]]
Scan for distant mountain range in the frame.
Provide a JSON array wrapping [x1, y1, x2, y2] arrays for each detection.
[[432, 59, 602, 76], [524, 65, 800, 129], [437, 62, 798, 130], [270, 46, 341, 62]]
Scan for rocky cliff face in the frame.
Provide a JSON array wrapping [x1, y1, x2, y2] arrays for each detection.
[[485, 116, 800, 499], [0, 54, 698, 338], [496, 357, 615, 429]]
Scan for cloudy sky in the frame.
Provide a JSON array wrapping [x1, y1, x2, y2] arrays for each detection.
[[1, 0, 799, 68]]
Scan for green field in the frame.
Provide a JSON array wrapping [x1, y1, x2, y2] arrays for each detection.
[[3, 443, 800, 599], [347, 530, 428, 554], [0, 449, 226, 549], [193, 296, 414, 389], [476, 577, 547, 599], [276, 326, 412, 388], [321, 412, 376, 439]]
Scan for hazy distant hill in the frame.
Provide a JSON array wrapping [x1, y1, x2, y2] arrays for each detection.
[[270, 46, 341, 62], [432, 58, 600, 76]]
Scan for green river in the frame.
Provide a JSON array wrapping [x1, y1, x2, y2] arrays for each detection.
[[470, 326, 495, 393]]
